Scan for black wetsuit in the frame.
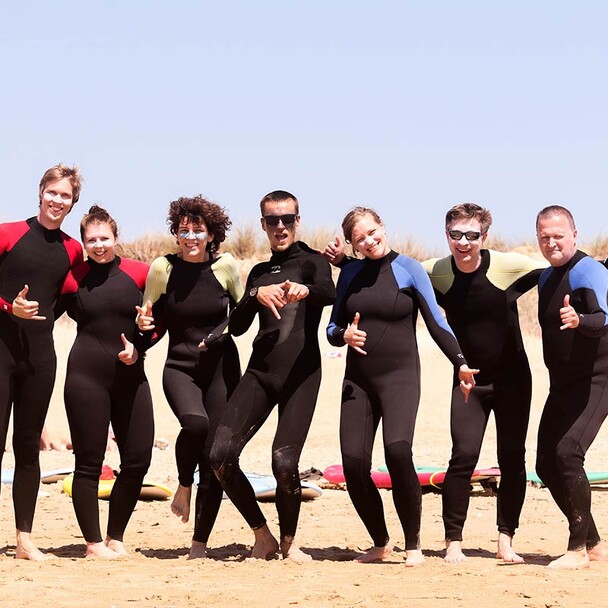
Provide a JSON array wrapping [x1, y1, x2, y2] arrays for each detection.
[[0, 217, 82, 532], [60, 256, 153, 543], [141, 252, 242, 543], [328, 250, 466, 550], [536, 250, 608, 552], [423, 249, 545, 541], [210, 241, 335, 539]]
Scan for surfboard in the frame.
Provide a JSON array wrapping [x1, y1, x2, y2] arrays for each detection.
[[192, 469, 323, 501], [62, 470, 173, 501], [1, 468, 73, 485], [245, 472, 323, 501], [527, 471, 608, 487], [323, 464, 501, 490]]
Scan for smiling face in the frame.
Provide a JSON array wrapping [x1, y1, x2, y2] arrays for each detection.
[[349, 213, 390, 260], [83, 222, 117, 264], [177, 217, 213, 263], [537, 213, 577, 267], [37, 177, 74, 229], [260, 198, 300, 252], [446, 217, 486, 272]]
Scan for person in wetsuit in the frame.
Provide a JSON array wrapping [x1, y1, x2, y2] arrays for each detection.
[[422, 203, 547, 564], [59, 206, 153, 558], [136, 195, 242, 559], [535, 205, 608, 569], [0, 164, 83, 561], [326, 206, 478, 566], [210, 190, 335, 562]]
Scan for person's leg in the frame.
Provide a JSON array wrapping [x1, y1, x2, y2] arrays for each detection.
[[271, 368, 321, 562], [12, 357, 56, 561], [537, 376, 608, 569], [190, 343, 241, 558], [163, 365, 209, 524], [441, 384, 491, 563], [210, 372, 278, 558], [379, 377, 423, 566], [493, 368, 531, 563], [64, 370, 116, 558], [340, 379, 389, 562], [106, 368, 154, 555]]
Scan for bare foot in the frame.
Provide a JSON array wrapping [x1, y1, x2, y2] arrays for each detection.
[[496, 532, 524, 563], [588, 541, 608, 562], [15, 531, 54, 561], [444, 540, 466, 564], [105, 538, 128, 556], [355, 544, 392, 563], [405, 549, 425, 567], [249, 524, 279, 560], [86, 542, 120, 559], [280, 537, 312, 563], [171, 484, 192, 523], [188, 540, 208, 560], [547, 550, 590, 570]]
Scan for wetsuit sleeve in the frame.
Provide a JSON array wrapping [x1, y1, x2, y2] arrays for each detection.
[[204, 253, 244, 348], [0, 221, 29, 314], [135, 256, 171, 350], [326, 263, 360, 347], [570, 260, 608, 337], [228, 264, 264, 337], [400, 257, 467, 368], [488, 251, 548, 297], [303, 255, 336, 307]]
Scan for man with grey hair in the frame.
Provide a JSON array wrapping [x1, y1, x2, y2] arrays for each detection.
[[535, 204, 608, 569]]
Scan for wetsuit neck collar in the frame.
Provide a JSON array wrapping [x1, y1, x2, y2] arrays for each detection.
[[29, 216, 62, 238], [270, 241, 301, 263], [87, 255, 121, 275]]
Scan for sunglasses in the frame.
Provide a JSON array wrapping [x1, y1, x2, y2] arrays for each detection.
[[448, 230, 482, 242], [178, 230, 207, 240], [263, 214, 297, 227]]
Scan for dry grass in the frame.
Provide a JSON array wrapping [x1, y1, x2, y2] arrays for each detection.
[[116, 229, 608, 336]]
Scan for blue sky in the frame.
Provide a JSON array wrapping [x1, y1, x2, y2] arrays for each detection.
[[2, 1, 606, 253]]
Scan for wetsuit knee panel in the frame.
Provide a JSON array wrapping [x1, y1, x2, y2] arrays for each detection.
[[271, 446, 299, 483], [384, 440, 414, 469], [180, 413, 210, 438]]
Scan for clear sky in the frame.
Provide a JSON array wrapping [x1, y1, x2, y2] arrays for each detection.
[[3, 1, 606, 253]]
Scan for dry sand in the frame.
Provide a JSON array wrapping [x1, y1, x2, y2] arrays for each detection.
[[2, 313, 608, 608]]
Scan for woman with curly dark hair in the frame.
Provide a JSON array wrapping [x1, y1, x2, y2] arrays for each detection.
[[136, 195, 243, 558]]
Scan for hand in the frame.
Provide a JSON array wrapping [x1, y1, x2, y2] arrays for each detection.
[[282, 279, 309, 304], [324, 235, 346, 266], [257, 284, 288, 320], [458, 364, 480, 403], [12, 284, 46, 320], [344, 312, 367, 355], [559, 294, 579, 330], [136, 300, 155, 331], [198, 338, 208, 351], [117, 333, 138, 365]]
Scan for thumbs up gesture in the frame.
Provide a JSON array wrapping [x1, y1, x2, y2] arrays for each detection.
[[12, 284, 46, 320], [136, 300, 155, 331], [559, 294, 579, 330], [324, 235, 346, 266], [117, 333, 138, 365], [344, 312, 367, 355]]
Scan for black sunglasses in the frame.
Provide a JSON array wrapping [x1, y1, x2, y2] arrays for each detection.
[[263, 214, 297, 227], [448, 230, 482, 242]]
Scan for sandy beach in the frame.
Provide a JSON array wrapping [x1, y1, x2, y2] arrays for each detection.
[[2, 312, 608, 608]]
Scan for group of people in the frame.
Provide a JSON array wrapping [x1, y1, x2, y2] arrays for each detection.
[[0, 164, 607, 571]]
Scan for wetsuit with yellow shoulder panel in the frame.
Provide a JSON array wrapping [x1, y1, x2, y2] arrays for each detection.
[[422, 249, 546, 542], [142, 251, 243, 544]]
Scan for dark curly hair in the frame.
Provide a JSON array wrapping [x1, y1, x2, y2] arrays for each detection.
[[167, 195, 232, 253]]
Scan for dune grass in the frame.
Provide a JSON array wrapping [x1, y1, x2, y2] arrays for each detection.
[[116, 227, 608, 336]]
